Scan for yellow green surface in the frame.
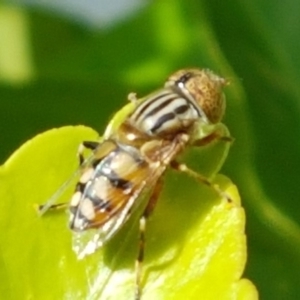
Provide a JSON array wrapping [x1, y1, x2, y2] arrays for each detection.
[[0, 126, 257, 299], [1, 0, 300, 299]]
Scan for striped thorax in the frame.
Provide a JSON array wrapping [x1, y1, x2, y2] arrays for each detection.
[[127, 69, 227, 139]]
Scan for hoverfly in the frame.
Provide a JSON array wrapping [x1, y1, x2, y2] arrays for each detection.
[[38, 68, 232, 299]]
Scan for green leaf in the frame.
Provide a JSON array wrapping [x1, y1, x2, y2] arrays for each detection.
[[2, 0, 300, 298], [0, 126, 98, 299], [0, 126, 257, 299]]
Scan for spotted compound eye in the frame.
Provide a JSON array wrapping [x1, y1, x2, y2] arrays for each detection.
[[165, 68, 228, 124]]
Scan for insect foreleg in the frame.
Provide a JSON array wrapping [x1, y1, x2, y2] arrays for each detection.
[[78, 141, 100, 165], [192, 129, 233, 147], [170, 161, 232, 203], [127, 92, 138, 103], [135, 179, 163, 300], [37, 141, 99, 216]]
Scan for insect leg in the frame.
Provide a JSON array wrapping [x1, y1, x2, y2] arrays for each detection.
[[78, 141, 100, 165], [127, 92, 138, 103], [192, 130, 233, 147], [135, 179, 164, 300], [37, 141, 99, 215], [36, 202, 68, 213], [170, 161, 232, 203]]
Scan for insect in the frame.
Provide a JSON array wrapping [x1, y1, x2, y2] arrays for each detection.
[[38, 68, 232, 299]]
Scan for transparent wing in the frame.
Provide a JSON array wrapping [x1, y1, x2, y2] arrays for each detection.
[[38, 151, 96, 216], [72, 162, 166, 259]]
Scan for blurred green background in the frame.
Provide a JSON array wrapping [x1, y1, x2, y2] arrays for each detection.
[[1, 0, 300, 299]]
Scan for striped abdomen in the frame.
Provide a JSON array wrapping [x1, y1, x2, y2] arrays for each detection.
[[129, 88, 203, 137], [69, 140, 150, 232]]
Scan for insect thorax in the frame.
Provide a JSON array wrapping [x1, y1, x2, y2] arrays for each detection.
[[128, 87, 202, 139]]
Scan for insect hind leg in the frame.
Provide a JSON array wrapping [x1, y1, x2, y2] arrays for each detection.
[[170, 161, 232, 203], [36, 202, 68, 214], [135, 179, 163, 300]]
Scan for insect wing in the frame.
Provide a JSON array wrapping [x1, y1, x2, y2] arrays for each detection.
[[72, 180, 148, 259], [38, 151, 97, 216], [71, 142, 165, 259]]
